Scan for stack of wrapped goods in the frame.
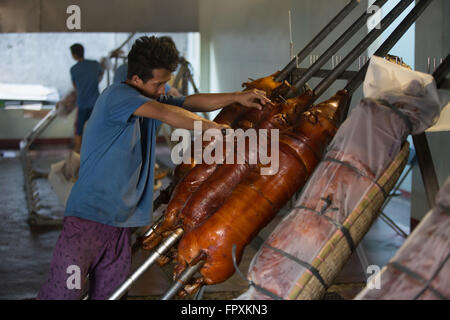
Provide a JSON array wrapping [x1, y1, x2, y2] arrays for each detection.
[[356, 176, 449, 300], [238, 56, 442, 300]]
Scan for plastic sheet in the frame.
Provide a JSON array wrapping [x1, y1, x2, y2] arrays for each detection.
[[355, 176, 450, 300], [238, 57, 442, 300]]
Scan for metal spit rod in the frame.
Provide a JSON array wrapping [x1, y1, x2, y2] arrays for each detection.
[[130, 215, 164, 254], [344, 0, 434, 98], [312, 0, 415, 100], [108, 228, 184, 300], [142, 216, 164, 238], [160, 259, 205, 300], [275, 0, 361, 82], [292, 0, 389, 93]]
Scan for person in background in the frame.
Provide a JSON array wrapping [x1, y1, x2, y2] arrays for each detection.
[[70, 43, 104, 153]]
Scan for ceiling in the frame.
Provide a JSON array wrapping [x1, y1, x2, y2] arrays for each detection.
[[0, 0, 199, 33]]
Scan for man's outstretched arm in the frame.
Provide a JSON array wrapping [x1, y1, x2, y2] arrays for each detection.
[[182, 89, 273, 113], [134, 100, 226, 131]]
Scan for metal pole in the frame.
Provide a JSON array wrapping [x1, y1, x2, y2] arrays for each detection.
[[142, 216, 164, 238], [291, 0, 388, 92], [412, 133, 439, 208], [19, 106, 59, 222], [160, 260, 205, 300], [108, 228, 184, 300], [275, 0, 361, 82], [380, 162, 414, 212], [379, 212, 409, 238], [356, 244, 370, 278], [113, 32, 136, 54], [312, 0, 415, 100], [433, 53, 450, 87], [131, 216, 164, 254], [345, 0, 434, 97], [412, 53, 450, 208], [20, 107, 58, 151]]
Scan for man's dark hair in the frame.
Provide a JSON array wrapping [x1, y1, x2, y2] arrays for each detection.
[[127, 36, 180, 82], [70, 43, 84, 58]]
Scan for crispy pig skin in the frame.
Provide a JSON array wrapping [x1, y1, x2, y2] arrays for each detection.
[[141, 74, 285, 250], [174, 91, 349, 285], [177, 92, 314, 233]]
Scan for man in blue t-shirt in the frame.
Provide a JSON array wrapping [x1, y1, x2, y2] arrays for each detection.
[[70, 43, 103, 153], [38, 36, 273, 300]]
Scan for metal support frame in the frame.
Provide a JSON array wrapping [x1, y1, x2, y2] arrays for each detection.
[[276, 0, 361, 82], [412, 53, 450, 209], [173, 57, 200, 96], [19, 106, 63, 226], [345, 0, 434, 101], [311, 0, 415, 99], [291, 0, 389, 93]]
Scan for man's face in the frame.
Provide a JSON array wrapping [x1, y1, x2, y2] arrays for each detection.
[[131, 68, 172, 99], [71, 53, 79, 61]]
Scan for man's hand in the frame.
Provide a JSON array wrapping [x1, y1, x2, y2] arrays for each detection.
[[235, 89, 274, 110], [183, 89, 274, 113]]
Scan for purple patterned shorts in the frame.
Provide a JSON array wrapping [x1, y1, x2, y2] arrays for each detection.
[[38, 216, 132, 300]]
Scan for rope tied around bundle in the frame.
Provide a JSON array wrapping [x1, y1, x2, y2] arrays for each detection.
[[231, 244, 285, 300], [295, 195, 356, 253], [323, 157, 389, 198], [370, 98, 414, 136], [231, 234, 330, 299], [388, 253, 449, 300]]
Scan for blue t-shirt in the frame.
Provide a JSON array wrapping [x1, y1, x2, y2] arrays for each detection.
[[113, 63, 172, 94], [65, 82, 185, 227], [113, 63, 128, 84], [70, 59, 102, 109]]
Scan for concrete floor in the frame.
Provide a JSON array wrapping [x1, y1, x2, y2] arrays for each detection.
[[0, 144, 410, 300]]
